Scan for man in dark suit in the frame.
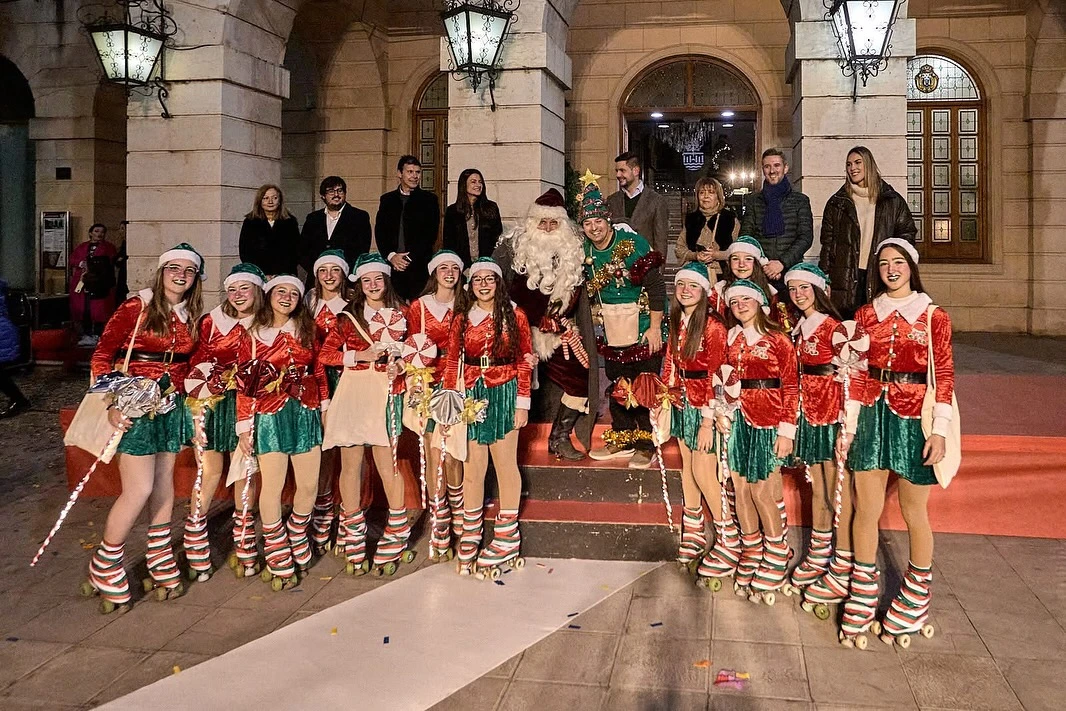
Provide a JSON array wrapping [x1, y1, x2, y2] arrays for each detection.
[[605, 152, 670, 258], [375, 155, 441, 300], [299, 176, 372, 282]]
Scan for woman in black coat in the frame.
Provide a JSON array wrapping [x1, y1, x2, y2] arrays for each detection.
[[818, 146, 917, 318], [443, 169, 504, 266], [238, 184, 302, 277]]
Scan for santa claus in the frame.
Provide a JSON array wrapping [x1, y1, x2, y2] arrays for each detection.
[[493, 188, 599, 460]]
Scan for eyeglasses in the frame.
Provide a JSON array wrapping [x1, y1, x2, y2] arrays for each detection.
[[470, 276, 497, 286], [163, 265, 198, 278], [324, 188, 346, 196]]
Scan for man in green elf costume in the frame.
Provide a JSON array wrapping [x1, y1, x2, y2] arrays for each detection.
[[578, 169, 667, 469]]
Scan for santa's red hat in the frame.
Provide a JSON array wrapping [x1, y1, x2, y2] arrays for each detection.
[[528, 187, 569, 222]]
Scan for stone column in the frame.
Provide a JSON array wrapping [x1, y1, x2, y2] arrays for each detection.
[[444, 0, 572, 225], [783, 0, 915, 259], [123, 3, 292, 287]]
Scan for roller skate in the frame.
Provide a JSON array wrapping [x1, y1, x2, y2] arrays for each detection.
[[456, 507, 483, 576], [749, 532, 793, 605], [227, 510, 260, 579], [142, 523, 185, 601], [81, 540, 132, 615], [428, 494, 453, 562], [880, 562, 934, 649], [695, 518, 740, 592], [338, 508, 369, 576], [260, 518, 299, 591], [676, 506, 707, 573], [802, 549, 853, 621], [372, 508, 415, 576], [475, 510, 523, 581], [839, 561, 880, 649], [733, 532, 763, 598], [786, 529, 832, 597], [183, 514, 212, 582], [286, 510, 314, 572], [447, 484, 464, 545], [311, 488, 336, 555]]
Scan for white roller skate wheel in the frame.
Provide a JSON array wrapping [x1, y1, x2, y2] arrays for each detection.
[[763, 592, 776, 606], [921, 624, 935, 639], [801, 601, 815, 613], [196, 572, 210, 583], [474, 570, 486, 581], [880, 633, 894, 646], [490, 567, 502, 581], [514, 557, 525, 569], [840, 636, 854, 648], [870, 620, 883, 635], [733, 582, 746, 596], [748, 591, 762, 604], [783, 584, 796, 597], [897, 634, 911, 649], [855, 635, 868, 650]]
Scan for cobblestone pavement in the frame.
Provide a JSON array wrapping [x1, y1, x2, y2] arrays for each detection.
[[0, 334, 1063, 710]]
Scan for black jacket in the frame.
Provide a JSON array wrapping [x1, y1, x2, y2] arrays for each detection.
[[298, 204, 372, 279], [739, 185, 814, 270], [818, 181, 916, 316], [239, 215, 302, 277], [442, 200, 503, 265], [375, 188, 440, 299]]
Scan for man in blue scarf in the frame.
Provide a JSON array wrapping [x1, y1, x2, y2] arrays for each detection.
[[739, 148, 814, 291]]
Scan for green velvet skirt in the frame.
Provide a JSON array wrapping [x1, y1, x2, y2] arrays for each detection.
[[671, 403, 715, 453], [254, 398, 322, 455], [193, 390, 238, 453], [325, 365, 342, 398], [848, 394, 936, 485], [117, 375, 191, 456], [727, 415, 783, 483], [795, 415, 837, 466], [467, 378, 518, 445]]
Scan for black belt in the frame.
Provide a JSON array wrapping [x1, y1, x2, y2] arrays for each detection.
[[464, 355, 511, 367], [799, 363, 835, 376], [869, 366, 926, 384], [126, 350, 190, 364], [740, 378, 781, 390], [680, 369, 708, 379]]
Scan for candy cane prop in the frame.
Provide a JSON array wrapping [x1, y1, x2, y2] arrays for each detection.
[[712, 365, 742, 530], [33, 375, 177, 566], [429, 389, 465, 557], [830, 320, 869, 530], [234, 358, 278, 550], [402, 333, 439, 509], [184, 362, 227, 521]]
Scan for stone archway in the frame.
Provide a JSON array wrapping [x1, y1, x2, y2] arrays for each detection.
[[0, 54, 35, 290]]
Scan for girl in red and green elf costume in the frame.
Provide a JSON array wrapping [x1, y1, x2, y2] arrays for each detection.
[[836, 238, 955, 649], [183, 262, 265, 582], [441, 257, 533, 578], [306, 249, 354, 555], [86, 243, 204, 611], [235, 274, 326, 591], [715, 278, 799, 605]]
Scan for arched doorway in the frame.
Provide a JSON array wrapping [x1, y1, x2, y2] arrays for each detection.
[[0, 55, 35, 291], [621, 56, 761, 226], [412, 72, 449, 210]]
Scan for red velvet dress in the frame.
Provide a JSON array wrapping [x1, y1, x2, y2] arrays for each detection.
[[662, 313, 728, 450]]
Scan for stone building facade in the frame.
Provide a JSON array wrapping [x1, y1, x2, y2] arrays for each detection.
[[0, 0, 1062, 333]]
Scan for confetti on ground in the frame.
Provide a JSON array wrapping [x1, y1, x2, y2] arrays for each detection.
[[494, 580, 505, 586], [6, 637, 18, 642], [567, 624, 581, 629], [714, 669, 750, 690], [249, 595, 263, 601], [693, 659, 711, 669], [650, 622, 663, 628], [319, 576, 333, 581], [172, 666, 181, 674], [503, 568, 512, 574], [567, 612, 579, 618], [330, 627, 338, 636], [536, 563, 546, 568], [383, 636, 390, 644], [290, 588, 304, 593], [601, 584, 610, 590]]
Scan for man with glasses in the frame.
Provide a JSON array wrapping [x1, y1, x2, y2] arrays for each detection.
[[299, 176, 372, 282], [375, 156, 441, 300]]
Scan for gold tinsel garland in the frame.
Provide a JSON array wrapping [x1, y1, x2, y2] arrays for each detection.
[[602, 428, 653, 448], [585, 239, 636, 296]]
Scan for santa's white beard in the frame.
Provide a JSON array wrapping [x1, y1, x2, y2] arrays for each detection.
[[511, 222, 585, 304]]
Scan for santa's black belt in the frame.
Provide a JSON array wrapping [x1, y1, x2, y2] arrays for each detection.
[[125, 351, 191, 364], [464, 355, 511, 367], [680, 369, 709, 379], [740, 378, 781, 389], [799, 363, 835, 376], [869, 366, 926, 384]]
